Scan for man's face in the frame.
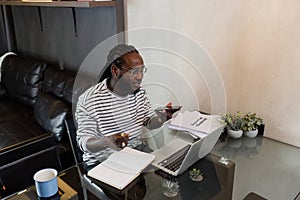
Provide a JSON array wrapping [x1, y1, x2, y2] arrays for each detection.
[[115, 52, 145, 94]]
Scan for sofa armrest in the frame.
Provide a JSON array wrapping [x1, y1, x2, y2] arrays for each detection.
[[1, 55, 47, 106]]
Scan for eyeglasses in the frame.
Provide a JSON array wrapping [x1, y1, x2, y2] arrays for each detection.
[[120, 67, 147, 77]]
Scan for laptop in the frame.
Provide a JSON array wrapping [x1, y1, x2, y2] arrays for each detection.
[[150, 125, 223, 176]]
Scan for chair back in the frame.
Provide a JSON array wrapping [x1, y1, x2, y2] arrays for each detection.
[[64, 118, 83, 165]]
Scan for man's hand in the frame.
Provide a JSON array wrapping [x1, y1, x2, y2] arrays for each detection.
[[147, 102, 181, 130], [107, 133, 129, 149], [155, 102, 180, 121], [165, 102, 174, 120]]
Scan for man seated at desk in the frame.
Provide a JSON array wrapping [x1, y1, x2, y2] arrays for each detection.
[[75, 44, 177, 168]]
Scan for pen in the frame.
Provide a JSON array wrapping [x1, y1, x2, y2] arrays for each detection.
[[191, 117, 203, 126], [195, 118, 207, 126]]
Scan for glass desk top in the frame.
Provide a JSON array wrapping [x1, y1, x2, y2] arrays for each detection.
[[9, 127, 299, 200], [211, 135, 300, 200], [85, 153, 234, 200], [5, 124, 236, 200]]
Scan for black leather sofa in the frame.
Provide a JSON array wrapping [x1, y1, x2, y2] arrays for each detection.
[[0, 55, 79, 198]]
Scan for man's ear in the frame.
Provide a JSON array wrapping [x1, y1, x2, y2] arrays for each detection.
[[111, 64, 119, 77]]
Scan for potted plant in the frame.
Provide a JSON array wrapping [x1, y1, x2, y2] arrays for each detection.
[[161, 179, 180, 197], [241, 112, 263, 138], [189, 168, 203, 182], [221, 111, 244, 139]]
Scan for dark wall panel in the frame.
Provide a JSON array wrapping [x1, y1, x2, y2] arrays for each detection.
[[12, 6, 117, 71], [0, 7, 8, 54]]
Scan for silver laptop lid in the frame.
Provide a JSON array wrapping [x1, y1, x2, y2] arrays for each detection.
[[151, 135, 204, 176], [149, 125, 223, 176]]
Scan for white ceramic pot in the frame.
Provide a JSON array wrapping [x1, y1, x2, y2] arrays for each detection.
[[244, 129, 258, 138], [227, 129, 243, 139]]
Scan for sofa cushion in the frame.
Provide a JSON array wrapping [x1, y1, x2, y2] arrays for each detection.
[[1, 55, 47, 107], [34, 92, 69, 142], [43, 66, 76, 104]]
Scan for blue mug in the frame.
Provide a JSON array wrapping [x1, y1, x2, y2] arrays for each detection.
[[33, 168, 58, 198]]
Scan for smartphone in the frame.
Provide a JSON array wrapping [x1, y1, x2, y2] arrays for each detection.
[[155, 105, 182, 113]]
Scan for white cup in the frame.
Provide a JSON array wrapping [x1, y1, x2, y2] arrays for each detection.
[[33, 168, 58, 198]]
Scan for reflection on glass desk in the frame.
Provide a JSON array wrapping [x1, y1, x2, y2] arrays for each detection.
[[6, 125, 235, 200], [86, 125, 235, 200], [212, 135, 300, 200], [89, 153, 235, 200], [4, 175, 79, 200], [5, 156, 235, 200]]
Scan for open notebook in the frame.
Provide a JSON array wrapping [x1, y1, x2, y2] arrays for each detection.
[[87, 147, 155, 190]]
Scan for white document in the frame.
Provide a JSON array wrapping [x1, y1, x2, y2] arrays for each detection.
[[169, 111, 223, 138], [87, 147, 155, 190]]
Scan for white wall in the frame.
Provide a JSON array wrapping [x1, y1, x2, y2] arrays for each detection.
[[125, 0, 300, 147]]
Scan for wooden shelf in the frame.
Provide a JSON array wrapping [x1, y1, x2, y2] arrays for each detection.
[[0, 0, 115, 8]]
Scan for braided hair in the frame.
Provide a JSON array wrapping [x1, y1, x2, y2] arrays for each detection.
[[98, 44, 139, 82]]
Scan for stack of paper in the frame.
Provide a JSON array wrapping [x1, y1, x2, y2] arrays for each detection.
[[87, 147, 155, 190], [169, 111, 223, 138]]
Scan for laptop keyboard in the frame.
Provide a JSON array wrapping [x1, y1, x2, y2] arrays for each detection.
[[158, 144, 191, 172]]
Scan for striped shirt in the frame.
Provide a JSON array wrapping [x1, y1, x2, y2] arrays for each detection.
[[75, 78, 155, 166]]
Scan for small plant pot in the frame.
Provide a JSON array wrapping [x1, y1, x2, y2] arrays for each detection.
[[163, 190, 178, 197], [190, 174, 203, 182], [227, 129, 243, 139], [244, 129, 258, 138], [161, 179, 179, 198], [258, 124, 265, 135]]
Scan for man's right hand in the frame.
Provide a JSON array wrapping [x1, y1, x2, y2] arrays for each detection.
[[107, 133, 129, 149]]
